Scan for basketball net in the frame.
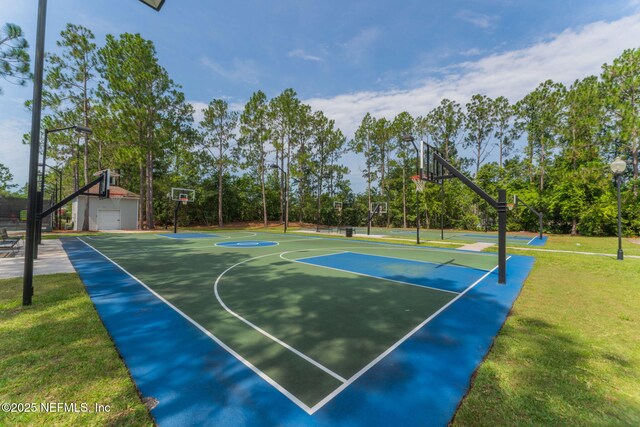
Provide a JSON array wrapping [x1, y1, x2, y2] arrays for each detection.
[[411, 175, 425, 192], [179, 198, 189, 206]]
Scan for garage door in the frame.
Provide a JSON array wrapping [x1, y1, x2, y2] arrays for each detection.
[[97, 210, 121, 230]]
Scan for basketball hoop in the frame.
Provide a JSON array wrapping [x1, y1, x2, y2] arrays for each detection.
[[179, 197, 189, 206], [507, 202, 515, 211], [411, 175, 426, 192]]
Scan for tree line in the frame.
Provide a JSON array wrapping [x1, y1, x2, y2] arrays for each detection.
[[3, 22, 639, 236]]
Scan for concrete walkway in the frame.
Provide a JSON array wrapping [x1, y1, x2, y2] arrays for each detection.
[[0, 239, 75, 279], [458, 242, 496, 251]]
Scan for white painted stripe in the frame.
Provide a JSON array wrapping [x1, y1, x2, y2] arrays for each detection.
[[76, 238, 317, 415], [213, 255, 348, 383], [279, 250, 461, 296], [308, 256, 510, 413], [526, 236, 537, 245]]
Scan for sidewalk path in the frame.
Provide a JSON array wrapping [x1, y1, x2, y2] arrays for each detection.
[[0, 239, 75, 279]]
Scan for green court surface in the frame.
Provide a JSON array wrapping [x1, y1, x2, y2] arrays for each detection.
[[79, 231, 499, 409]]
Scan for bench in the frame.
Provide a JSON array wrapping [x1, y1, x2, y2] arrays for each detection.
[[1, 228, 23, 257]]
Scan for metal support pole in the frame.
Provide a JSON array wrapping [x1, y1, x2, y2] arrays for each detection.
[[23, 0, 48, 306], [440, 183, 444, 240], [284, 186, 288, 234], [539, 215, 543, 240], [498, 189, 507, 284], [173, 201, 180, 234], [34, 192, 43, 259], [616, 175, 624, 261], [416, 194, 420, 245], [38, 130, 49, 244], [367, 210, 371, 236]]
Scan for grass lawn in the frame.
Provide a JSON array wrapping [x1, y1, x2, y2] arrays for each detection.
[[543, 234, 640, 256], [0, 274, 153, 427], [453, 250, 640, 426]]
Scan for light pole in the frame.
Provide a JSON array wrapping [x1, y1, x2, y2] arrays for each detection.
[[401, 134, 421, 245], [139, 0, 166, 10], [23, 0, 164, 306], [270, 164, 288, 233], [610, 157, 626, 261], [43, 163, 63, 229], [38, 126, 92, 246]]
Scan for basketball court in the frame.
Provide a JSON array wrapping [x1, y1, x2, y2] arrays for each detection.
[[62, 230, 534, 426]]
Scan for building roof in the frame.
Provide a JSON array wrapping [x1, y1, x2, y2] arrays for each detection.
[[81, 184, 140, 199]]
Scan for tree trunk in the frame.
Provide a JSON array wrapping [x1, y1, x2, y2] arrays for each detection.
[[218, 146, 223, 227], [571, 218, 578, 236], [402, 166, 407, 228], [146, 149, 154, 229], [285, 139, 291, 227], [139, 164, 145, 229]]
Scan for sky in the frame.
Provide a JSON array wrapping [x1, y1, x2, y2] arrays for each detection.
[[1, 0, 640, 192]]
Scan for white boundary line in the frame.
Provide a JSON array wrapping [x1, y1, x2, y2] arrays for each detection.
[[76, 237, 318, 415], [214, 241, 280, 248], [212, 254, 347, 383], [77, 236, 512, 415], [526, 236, 538, 245], [279, 250, 461, 296], [308, 256, 510, 413]]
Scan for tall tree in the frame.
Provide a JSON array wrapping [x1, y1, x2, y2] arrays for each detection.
[[98, 33, 191, 229], [553, 76, 606, 235], [310, 111, 345, 225], [0, 23, 30, 94], [239, 90, 271, 227], [515, 80, 566, 191], [269, 88, 304, 226], [351, 113, 377, 217], [425, 98, 464, 162], [198, 99, 238, 227], [0, 162, 16, 195], [602, 48, 640, 194], [44, 24, 98, 230], [492, 96, 519, 172], [464, 94, 495, 175], [391, 112, 415, 228]]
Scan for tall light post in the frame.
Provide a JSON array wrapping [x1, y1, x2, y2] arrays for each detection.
[[610, 157, 626, 261], [139, 0, 166, 10], [270, 164, 288, 233], [23, 0, 165, 306]]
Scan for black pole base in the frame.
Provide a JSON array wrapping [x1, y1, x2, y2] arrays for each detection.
[[617, 250, 624, 261]]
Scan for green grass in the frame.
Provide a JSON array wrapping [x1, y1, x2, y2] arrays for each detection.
[[543, 234, 640, 256], [453, 251, 640, 426], [0, 274, 153, 427]]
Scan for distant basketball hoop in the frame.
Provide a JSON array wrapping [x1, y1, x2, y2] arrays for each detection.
[[411, 175, 426, 192]]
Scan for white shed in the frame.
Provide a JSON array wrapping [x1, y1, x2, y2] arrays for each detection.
[[72, 185, 139, 231]]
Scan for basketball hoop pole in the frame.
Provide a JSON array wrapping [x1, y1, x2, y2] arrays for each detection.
[[173, 201, 181, 234]]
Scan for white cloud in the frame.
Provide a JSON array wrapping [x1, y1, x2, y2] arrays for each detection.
[[201, 56, 259, 84], [306, 13, 640, 139], [455, 10, 499, 29], [341, 27, 380, 65], [288, 49, 323, 62], [461, 48, 482, 56]]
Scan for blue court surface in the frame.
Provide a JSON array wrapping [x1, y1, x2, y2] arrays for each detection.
[[159, 233, 222, 239], [296, 252, 487, 294], [62, 234, 534, 426]]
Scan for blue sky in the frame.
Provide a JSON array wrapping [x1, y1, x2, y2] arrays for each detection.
[[2, 0, 640, 191]]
